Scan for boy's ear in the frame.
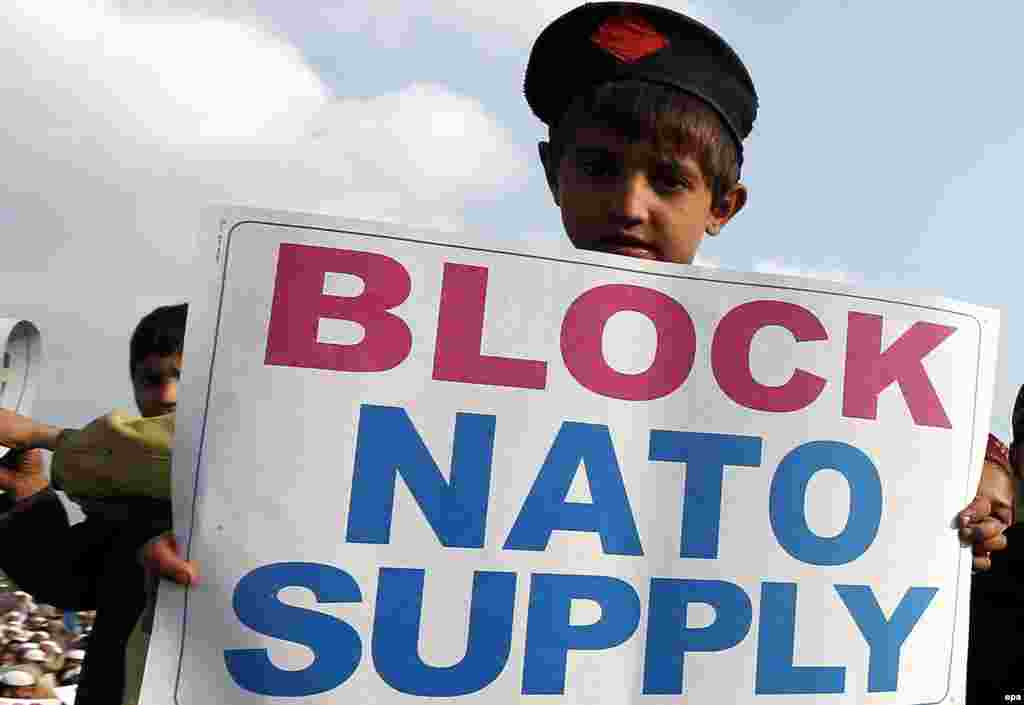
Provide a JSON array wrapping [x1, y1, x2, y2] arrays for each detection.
[[538, 141, 560, 205], [707, 182, 748, 236]]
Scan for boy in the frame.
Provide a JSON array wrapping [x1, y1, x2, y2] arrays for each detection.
[[525, 1, 1008, 569], [0, 303, 192, 705], [529, 2, 751, 266]]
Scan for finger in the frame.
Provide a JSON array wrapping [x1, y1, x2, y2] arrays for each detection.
[[979, 534, 1009, 554], [974, 517, 1007, 541], [159, 545, 199, 586], [960, 496, 993, 527], [152, 552, 198, 586], [13, 449, 45, 475], [0, 449, 46, 495], [166, 561, 199, 586], [961, 517, 1006, 544], [143, 535, 200, 586], [973, 554, 993, 572]]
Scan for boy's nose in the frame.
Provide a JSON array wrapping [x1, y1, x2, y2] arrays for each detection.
[[611, 173, 653, 224], [157, 381, 177, 405]]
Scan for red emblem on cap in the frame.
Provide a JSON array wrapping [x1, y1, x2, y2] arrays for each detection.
[[590, 14, 668, 63]]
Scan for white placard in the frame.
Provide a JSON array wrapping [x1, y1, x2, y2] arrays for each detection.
[[141, 206, 999, 705], [0, 318, 42, 459]]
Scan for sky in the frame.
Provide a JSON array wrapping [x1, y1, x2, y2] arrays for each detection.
[[1, 0, 1021, 443]]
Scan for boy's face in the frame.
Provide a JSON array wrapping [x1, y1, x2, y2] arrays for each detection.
[[541, 122, 745, 265], [132, 352, 182, 418]]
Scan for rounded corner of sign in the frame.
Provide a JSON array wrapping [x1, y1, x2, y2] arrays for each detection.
[[961, 310, 986, 339], [219, 216, 289, 265], [224, 218, 257, 239], [948, 302, 998, 345], [220, 219, 255, 256]]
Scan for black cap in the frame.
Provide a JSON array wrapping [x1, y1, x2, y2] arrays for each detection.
[[525, 2, 757, 162]]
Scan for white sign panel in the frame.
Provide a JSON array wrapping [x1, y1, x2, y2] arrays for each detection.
[[0, 318, 42, 459], [142, 206, 999, 705]]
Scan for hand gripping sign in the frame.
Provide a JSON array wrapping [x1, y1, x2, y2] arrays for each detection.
[[0, 318, 42, 459], [141, 206, 999, 705]]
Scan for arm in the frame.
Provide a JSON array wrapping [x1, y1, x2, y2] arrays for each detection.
[[0, 408, 63, 455], [50, 411, 172, 502], [1, 411, 192, 588], [1, 407, 174, 501]]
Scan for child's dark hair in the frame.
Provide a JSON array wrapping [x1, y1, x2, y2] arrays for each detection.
[[548, 80, 741, 208], [1011, 384, 1024, 472], [129, 303, 188, 376]]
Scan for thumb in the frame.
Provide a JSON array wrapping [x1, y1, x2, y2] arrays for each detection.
[[960, 495, 993, 526], [11, 448, 45, 475], [142, 534, 200, 586], [0, 448, 47, 495]]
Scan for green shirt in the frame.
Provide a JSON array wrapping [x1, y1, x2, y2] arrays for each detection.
[[50, 411, 173, 501]]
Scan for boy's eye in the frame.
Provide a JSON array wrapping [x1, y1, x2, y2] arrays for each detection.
[[572, 150, 618, 178], [577, 158, 614, 177], [142, 373, 178, 387], [652, 165, 691, 192]]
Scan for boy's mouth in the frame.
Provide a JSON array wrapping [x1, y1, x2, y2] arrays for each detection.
[[593, 235, 660, 261]]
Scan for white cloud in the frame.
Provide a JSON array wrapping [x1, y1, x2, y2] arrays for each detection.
[[2, 2, 527, 260], [0, 0, 529, 425], [104, 0, 702, 52], [752, 258, 858, 284], [309, 84, 527, 197], [6, 1, 326, 145], [330, 0, 705, 52]]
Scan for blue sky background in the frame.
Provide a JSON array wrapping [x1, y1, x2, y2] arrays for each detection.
[[1, 0, 1020, 441]]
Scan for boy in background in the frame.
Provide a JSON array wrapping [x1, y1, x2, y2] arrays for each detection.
[[0, 303, 192, 705]]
